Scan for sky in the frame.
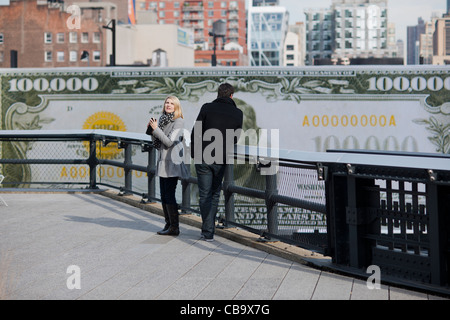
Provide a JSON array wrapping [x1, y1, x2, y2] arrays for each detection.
[[279, 0, 447, 42]]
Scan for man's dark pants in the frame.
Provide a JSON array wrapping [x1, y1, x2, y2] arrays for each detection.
[[195, 163, 226, 240]]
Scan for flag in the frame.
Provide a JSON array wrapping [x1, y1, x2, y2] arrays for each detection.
[[128, 0, 136, 25]]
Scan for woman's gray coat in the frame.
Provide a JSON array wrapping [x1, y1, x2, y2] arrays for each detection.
[[151, 117, 187, 178]]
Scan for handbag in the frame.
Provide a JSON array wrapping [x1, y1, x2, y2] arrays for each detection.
[[179, 162, 190, 180]]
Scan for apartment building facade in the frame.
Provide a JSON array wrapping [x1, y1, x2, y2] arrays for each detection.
[[305, 0, 394, 65], [420, 17, 438, 64], [432, 15, 450, 64], [283, 22, 305, 67], [0, 0, 109, 68], [137, 0, 247, 66], [304, 7, 333, 65], [333, 0, 393, 61]]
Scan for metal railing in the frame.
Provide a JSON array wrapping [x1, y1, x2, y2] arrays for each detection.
[[0, 130, 449, 295]]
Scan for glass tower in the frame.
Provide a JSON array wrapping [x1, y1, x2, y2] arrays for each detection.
[[247, 0, 289, 66]]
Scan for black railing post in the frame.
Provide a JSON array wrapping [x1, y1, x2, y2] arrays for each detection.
[[346, 174, 360, 268], [123, 142, 132, 194], [147, 147, 156, 200], [181, 162, 191, 214], [325, 172, 348, 264], [88, 139, 98, 189], [223, 163, 235, 226], [265, 170, 278, 238], [427, 182, 447, 286], [346, 172, 379, 269]]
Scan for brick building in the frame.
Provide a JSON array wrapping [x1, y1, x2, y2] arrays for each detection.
[[136, 0, 247, 66], [194, 48, 247, 66], [0, 0, 108, 68]]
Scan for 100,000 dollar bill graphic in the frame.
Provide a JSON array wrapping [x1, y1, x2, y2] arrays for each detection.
[[2, 66, 449, 153]]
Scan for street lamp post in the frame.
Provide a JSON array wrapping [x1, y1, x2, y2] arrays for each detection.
[[208, 32, 218, 66], [102, 19, 116, 66], [209, 20, 226, 67]]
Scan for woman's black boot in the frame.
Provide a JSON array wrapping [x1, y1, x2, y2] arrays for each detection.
[[157, 203, 170, 235], [158, 204, 179, 236]]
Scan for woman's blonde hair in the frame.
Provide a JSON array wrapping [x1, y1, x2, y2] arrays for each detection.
[[164, 96, 184, 119]]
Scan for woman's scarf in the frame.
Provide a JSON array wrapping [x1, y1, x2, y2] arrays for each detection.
[[152, 112, 174, 150]]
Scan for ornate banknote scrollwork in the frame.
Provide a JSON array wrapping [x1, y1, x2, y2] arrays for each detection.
[[3, 100, 55, 186], [414, 116, 450, 154], [414, 100, 450, 154], [110, 76, 358, 104]]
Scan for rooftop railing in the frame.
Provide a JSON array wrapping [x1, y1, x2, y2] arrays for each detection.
[[0, 129, 449, 295]]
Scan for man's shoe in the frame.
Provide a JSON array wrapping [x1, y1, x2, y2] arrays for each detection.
[[200, 235, 214, 242], [158, 226, 180, 236]]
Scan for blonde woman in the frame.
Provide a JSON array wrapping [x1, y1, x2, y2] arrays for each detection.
[[147, 96, 186, 236]]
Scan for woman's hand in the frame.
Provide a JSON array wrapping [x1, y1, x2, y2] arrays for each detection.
[[148, 118, 158, 130]]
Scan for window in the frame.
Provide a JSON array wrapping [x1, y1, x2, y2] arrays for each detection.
[[0, 33, 3, 44], [0, 51, 3, 62], [93, 51, 101, 61], [174, 2, 180, 8], [44, 32, 52, 43], [57, 33, 64, 43], [286, 45, 294, 51], [69, 32, 77, 43], [93, 32, 100, 43], [159, 1, 165, 8], [286, 54, 294, 60], [45, 51, 52, 62], [70, 51, 77, 62], [81, 32, 89, 43], [57, 51, 64, 62]]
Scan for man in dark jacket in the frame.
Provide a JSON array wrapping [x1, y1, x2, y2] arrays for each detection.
[[190, 83, 243, 241]]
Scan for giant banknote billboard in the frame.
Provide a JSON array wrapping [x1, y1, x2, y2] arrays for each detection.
[[2, 66, 449, 154], [1, 66, 449, 231]]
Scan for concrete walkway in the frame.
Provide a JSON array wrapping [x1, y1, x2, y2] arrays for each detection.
[[0, 191, 447, 301]]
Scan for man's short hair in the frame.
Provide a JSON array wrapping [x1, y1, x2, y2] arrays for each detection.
[[217, 83, 234, 98]]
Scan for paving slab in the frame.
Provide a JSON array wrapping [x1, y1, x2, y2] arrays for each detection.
[[0, 192, 447, 302]]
